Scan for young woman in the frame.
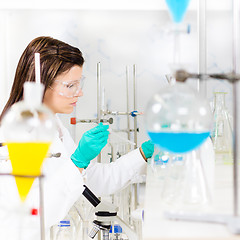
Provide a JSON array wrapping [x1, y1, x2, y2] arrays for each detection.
[[0, 36, 154, 239]]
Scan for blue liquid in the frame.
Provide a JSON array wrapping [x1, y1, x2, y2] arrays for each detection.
[[165, 0, 191, 23], [148, 131, 210, 153]]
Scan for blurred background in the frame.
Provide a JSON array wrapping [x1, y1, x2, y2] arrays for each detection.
[[0, 0, 236, 146]]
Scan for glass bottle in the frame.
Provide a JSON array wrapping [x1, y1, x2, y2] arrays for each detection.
[[56, 220, 74, 240], [211, 92, 233, 164]]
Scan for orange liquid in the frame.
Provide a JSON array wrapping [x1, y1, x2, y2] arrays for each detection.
[[7, 142, 51, 202]]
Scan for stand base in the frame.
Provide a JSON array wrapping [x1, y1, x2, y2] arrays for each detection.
[[164, 211, 240, 234]]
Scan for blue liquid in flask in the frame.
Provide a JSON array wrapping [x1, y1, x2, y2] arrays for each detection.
[[148, 131, 210, 153], [165, 0, 191, 23]]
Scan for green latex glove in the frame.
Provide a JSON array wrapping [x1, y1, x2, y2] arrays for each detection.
[[141, 140, 154, 159], [71, 123, 109, 168]]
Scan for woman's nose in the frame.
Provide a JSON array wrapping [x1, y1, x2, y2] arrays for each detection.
[[75, 88, 83, 98]]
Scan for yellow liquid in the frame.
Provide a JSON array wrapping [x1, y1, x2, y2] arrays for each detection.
[[7, 142, 51, 202]]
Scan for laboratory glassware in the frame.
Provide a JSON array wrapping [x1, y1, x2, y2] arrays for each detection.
[[73, 197, 94, 240], [145, 82, 212, 153], [165, 0, 191, 66], [162, 150, 210, 210], [1, 82, 56, 202], [145, 82, 213, 210], [110, 224, 123, 240], [1, 82, 56, 240], [150, 146, 209, 210], [211, 92, 233, 164], [56, 220, 75, 240], [165, 0, 191, 23], [111, 142, 133, 225], [151, 147, 170, 181]]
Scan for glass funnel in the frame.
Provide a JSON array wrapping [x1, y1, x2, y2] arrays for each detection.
[[1, 82, 56, 202], [165, 0, 191, 67], [165, 0, 191, 23], [145, 82, 213, 154]]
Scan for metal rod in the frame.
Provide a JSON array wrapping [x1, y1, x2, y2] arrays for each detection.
[[232, 0, 239, 217], [198, 0, 207, 96], [97, 62, 102, 163], [102, 110, 143, 116], [233, 82, 238, 216], [72, 118, 113, 124], [173, 29, 180, 65], [39, 176, 45, 240], [97, 62, 102, 123], [133, 64, 138, 209], [0, 173, 44, 178], [126, 66, 131, 141], [133, 64, 137, 149], [111, 128, 139, 133], [232, 0, 238, 73], [174, 69, 240, 83]]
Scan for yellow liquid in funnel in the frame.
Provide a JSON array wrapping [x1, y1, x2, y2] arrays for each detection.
[[7, 142, 51, 202]]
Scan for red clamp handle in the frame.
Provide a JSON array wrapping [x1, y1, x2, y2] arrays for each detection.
[[70, 117, 76, 125]]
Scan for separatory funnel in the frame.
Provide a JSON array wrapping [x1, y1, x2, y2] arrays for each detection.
[[165, 0, 191, 66], [1, 82, 56, 201], [165, 0, 191, 23]]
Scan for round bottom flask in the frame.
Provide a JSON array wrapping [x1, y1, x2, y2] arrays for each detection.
[[145, 82, 213, 210]]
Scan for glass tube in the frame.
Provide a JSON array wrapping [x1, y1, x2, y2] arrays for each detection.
[[211, 92, 233, 164]]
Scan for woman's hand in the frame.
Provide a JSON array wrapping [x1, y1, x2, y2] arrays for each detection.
[[71, 123, 109, 169], [140, 140, 154, 161]]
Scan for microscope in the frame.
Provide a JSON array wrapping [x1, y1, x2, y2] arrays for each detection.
[[82, 185, 138, 240]]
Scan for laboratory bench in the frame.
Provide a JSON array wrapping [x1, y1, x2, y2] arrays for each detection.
[[143, 163, 240, 240]]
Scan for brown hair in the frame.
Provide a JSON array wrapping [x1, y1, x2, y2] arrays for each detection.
[[0, 36, 84, 121]]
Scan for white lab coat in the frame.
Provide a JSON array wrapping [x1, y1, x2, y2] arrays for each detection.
[[0, 115, 146, 240]]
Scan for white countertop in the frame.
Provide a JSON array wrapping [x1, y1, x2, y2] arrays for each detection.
[[143, 163, 240, 240]]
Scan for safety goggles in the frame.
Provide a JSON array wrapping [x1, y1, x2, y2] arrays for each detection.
[[50, 76, 85, 98]]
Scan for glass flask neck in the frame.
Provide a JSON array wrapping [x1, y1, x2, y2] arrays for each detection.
[[23, 82, 44, 107], [214, 92, 226, 110]]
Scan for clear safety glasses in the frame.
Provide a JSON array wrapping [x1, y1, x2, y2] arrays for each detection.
[[51, 76, 85, 98]]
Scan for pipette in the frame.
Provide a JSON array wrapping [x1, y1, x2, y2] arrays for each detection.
[[108, 129, 136, 146]]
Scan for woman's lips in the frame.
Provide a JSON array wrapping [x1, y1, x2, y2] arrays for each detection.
[[70, 102, 77, 106]]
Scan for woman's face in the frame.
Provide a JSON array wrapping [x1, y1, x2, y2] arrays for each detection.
[[43, 65, 83, 114]]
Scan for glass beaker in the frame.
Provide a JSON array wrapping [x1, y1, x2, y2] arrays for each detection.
[[211, 92, 233, 164], [161, 150, 210, 211], [111, 142, 133, 224]]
